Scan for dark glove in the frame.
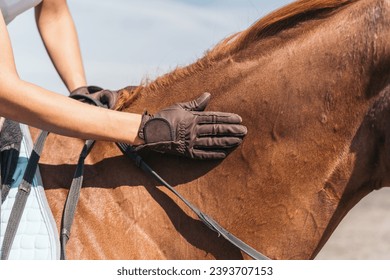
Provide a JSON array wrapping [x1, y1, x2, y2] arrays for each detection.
[[135, 92, 247, 160], [70, 86, 119, 109]]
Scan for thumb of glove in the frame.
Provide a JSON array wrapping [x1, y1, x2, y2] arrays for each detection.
[[178, 92, 211, 112]]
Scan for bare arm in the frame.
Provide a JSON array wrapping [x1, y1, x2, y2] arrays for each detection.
[[0, 10, 143, 145], [35, 0, 86, 92]]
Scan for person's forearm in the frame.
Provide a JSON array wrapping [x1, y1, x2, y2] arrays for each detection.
[[35, 0, 86, 92], [0, 75, 143, 145], [1, 8, 142, 145]]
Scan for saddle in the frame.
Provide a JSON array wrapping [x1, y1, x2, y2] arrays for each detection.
[[0, 120, 60, 260], [0, 118, 22, 194]]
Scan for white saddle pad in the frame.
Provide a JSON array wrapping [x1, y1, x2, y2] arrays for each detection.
[[0, 124, 60, 259]]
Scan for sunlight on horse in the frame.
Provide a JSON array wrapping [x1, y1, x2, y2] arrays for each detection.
[[31, 0, 390, 259]]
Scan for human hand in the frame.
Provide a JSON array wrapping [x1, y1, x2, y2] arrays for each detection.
[[70, 86, 119, 109], [135, 92, 247, 160]]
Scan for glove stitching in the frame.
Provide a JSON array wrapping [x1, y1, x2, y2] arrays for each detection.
[[177, 122, 186, 155]]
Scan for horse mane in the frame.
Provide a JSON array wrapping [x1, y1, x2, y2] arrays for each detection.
[[115, 0, 361, 111], [208, 0, 360, 59]]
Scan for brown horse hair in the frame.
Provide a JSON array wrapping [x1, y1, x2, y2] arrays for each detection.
[[114, 0, 361, 111], [208, 0, 360, 59]]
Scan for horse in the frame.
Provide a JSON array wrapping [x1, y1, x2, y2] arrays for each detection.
[[30, 0, 390, 259]]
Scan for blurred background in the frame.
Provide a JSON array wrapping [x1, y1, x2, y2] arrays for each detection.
[[9, 0, 295, 93], [7, 0, 390, 259]]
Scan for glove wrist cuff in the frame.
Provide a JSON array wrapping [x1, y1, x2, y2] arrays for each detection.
[[137, 112, 151, 140]]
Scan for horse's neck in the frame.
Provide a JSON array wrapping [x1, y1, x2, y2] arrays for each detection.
[[135, 0, 388, 122], [123, 0, 390, 259], [120, 0, 387, 118]]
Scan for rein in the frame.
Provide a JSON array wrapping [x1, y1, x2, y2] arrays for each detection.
[[117, 143, 270, 260], [1, 96, 270, 260]]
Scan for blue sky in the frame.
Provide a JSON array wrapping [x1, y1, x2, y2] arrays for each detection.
[[7, 0, 293, 95]]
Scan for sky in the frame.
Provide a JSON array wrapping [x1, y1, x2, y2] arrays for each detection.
[[7, 0, 294, 95]]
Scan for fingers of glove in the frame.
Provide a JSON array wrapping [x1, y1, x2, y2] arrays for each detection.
[[194, 136, 243, 149], [197, 124, 247, 137], [179, 92, 211, 111], [89, 89, 118, 109], [86, 86, 104, 94], [191, 149, 227, 160], [70, 85, 103, 95], [194, 112, 243, 124]]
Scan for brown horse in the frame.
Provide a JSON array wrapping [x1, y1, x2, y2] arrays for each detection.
[[30, 0, 390, 259]]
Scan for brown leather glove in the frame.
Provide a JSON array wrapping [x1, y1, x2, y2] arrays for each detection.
[[70, 86, 119, 109], [135, 92, 247, 159]]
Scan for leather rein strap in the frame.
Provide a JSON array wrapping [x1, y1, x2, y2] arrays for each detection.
[[116, 142, 270, 260], [1, 95, 270, 260]]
